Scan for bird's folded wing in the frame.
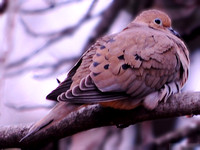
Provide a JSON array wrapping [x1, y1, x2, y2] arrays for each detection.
[[46, 59, 82, 101], [47, 25, 186, 104], [46, 34, 128, 102]]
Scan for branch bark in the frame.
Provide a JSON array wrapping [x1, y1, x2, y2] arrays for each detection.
[[0, 92, 200, 148]]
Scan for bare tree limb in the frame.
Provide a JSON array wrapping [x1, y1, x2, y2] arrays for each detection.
[[5, 102, 55, 111], [19, 0, 98, 38], [20, 0, 83, 14], [0, 0, 8, 14], [147, 120, 200, 147], [5, 56, 79, 78], [6, 0, 98, 69], [5, 0, 127, 78], [0, 124, 32, 148], [83, 0, 127, 51], [0, 92, 200, 148], [6, 35, 67, 69]]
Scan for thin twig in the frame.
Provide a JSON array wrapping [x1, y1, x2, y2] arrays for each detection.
[[148, 121, 200, 146], [6, 0, 98, 69], [6, 35, 65, 68], [5, 56, 79, 77], [5, 102, 55, 111], [20, 0, 83, 14], [19, 0, 98, 38], [83, 0, 127, 51]]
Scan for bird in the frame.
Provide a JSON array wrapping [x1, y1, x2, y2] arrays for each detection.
[[22, 9, 190, 140]]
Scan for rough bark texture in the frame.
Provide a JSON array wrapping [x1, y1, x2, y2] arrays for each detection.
[[0, 92, 200, 148]]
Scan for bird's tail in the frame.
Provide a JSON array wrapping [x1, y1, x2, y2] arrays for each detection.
[[20, 102, 79, 142]]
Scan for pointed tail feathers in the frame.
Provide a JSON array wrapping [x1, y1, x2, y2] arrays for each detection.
[[20, 102, 79, 142]]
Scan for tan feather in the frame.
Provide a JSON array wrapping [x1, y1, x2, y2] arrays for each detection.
[[22, 9, 190, 140]]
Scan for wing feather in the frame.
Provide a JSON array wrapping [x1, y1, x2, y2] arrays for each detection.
[[47, 23, 188, 109]]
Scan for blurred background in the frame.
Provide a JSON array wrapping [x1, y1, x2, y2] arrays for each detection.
[[0, 0, 200, 149]]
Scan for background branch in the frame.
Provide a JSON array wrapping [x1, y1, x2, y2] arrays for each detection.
[[20, 0, 83, 14], [6, 0, 98, 69], [83, 0, 127, 51], [5, 56, 79, 78], [151, 122, 200, 146], [0, 92, 200, 148]]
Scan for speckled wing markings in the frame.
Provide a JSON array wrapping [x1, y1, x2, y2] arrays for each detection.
[[90, 27, 180, 93], [54, 24, 188, 109], [47, 34, 129, 102], [23, 10, 190, 142]]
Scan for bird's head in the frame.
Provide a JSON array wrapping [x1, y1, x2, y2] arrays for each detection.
[[134, 9, 180, 38]]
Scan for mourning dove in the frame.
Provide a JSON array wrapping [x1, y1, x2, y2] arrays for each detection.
[[22, 9, 189, 140]]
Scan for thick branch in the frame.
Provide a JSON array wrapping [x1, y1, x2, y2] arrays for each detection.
[[1, 92, 200, 148]]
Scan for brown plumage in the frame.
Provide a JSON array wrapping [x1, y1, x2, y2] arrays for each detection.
[[22, 9, 189, 140]]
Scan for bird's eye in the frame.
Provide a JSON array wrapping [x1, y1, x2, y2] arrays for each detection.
[[154, 18, 162, 25]]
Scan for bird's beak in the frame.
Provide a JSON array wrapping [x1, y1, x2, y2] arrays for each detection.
[[168, 27, 181, 38]]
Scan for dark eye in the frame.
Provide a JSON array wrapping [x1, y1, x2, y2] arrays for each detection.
[[154, 18, 162, 25]]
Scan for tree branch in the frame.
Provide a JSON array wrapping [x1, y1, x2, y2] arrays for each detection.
[[5, 0, 126, 78], [20, 0, 83, 14], [6, 0, 98, 69], [0, 92, 200, 148], [5, 56, 79, 78], [83, 0, 127, 51], [148, 120, 200, 147]]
